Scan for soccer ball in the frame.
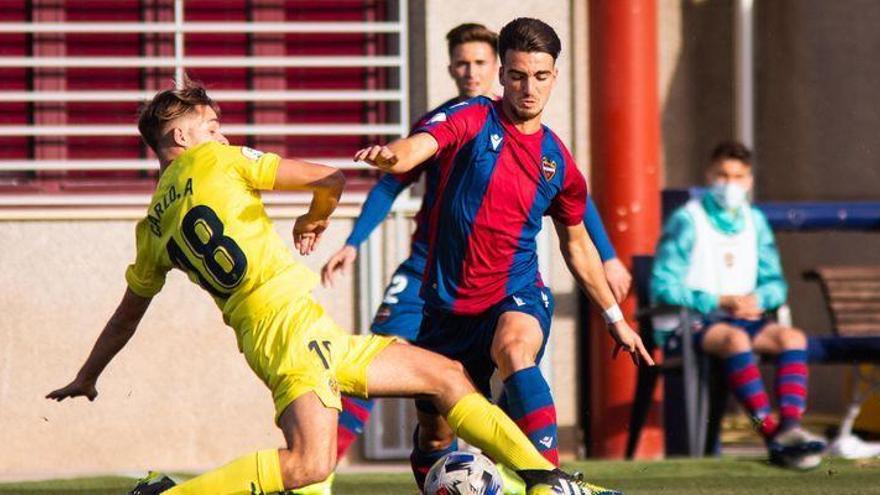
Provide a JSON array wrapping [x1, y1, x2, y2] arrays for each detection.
[[424, 451, 503, 495]]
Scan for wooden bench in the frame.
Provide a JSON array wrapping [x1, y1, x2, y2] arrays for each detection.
[[804, 266, 880, 458]]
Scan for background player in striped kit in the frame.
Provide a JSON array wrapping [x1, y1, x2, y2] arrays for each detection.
[[354, 17, 652, 493]]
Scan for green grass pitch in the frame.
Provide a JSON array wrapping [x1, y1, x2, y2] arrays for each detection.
[[2, 457, 878, 494]]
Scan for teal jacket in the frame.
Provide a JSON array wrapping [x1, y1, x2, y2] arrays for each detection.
[[650, 194, 788, 314]]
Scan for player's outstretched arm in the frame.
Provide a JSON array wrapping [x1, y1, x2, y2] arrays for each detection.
[[46, 288, 152, 402], [353, 133, 439, 174], [273, 158, 346, 255], [322, 174, 412, 287], [553, 221, 654, 366]]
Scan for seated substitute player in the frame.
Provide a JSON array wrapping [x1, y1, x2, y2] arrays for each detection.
[[322, 22, 631, 490], [355, 17, 653, 494], [650, 140, 826, 469], [45, 76, 607, 495]]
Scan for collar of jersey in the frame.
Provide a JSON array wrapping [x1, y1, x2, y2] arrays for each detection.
[[494, 99, 544, 141]]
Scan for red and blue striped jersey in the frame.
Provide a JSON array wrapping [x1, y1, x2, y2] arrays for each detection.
[[344, 98, 457, 270], [416, 96, 588, 314]]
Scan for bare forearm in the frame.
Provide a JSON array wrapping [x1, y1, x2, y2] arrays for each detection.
[[306, 171, 344, 220], [76, 319, 137, 384], [76, 289, 150, 383], [383, 138, 421, 173], [562, 233, 618, 311], [356, 133, 439, 174]]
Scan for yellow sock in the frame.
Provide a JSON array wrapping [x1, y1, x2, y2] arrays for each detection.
[[166, 449, 285, 495], [445, 393, 554, 472], [290, 472, 334, 494]]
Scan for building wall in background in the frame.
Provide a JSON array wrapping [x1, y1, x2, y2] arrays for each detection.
[[0, 215, 357, 479]]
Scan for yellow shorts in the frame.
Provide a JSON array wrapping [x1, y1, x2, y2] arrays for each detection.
[[238, 294, 396, 423]]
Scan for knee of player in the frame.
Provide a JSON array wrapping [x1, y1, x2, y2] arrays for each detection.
[[781, 326, 807, 349], [491, 338, 537, 369], [433, 358, 468, 392], [279, 451, 335, 488], [723, 328, 752, 353]]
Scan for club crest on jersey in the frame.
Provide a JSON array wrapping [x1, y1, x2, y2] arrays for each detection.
[[541, 156, 558, 180], [240, 146, 265, 161]]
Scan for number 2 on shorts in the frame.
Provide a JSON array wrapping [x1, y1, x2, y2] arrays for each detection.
[[382, 274, 408, 304]]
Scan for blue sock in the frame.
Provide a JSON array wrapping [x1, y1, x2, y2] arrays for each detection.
[[725, 351, 777, 438], [337, 396, 374, 460], [502, 366, 559, 466], [776, 349, 809, 432]]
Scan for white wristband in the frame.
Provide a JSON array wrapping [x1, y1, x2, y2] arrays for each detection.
[[602, 304, 624, 324]]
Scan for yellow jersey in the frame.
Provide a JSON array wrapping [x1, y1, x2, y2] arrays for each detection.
[[125, 141, 319, 332]]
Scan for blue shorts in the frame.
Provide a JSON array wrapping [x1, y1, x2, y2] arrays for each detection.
[[369, 260, 426, 341], [413, 284, 555, 412], [694, 317, 772, 351]]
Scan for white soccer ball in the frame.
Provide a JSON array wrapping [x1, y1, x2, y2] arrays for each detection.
[[424, 451, 503, 495]]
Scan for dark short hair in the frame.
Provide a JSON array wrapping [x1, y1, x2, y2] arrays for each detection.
[[446, 23, 498, 58], [137, 74, 219, 153], [710, 140, 753, 166], [497, 17, 561, 61]]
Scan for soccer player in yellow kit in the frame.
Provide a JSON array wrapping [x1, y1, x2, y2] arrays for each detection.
[[46, 77, 597, 495]]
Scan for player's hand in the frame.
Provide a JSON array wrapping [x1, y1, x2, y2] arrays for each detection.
[[731, 294, 763, 320], [354, 145, 399, 171], [46, 378, 98, 402], [293, 213, 329, 256], [608, 320, 655, 367], [321, 245, 357, 288], [603, 258, 632, 303]]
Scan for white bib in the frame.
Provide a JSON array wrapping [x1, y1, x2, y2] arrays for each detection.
[[684, 199, 758, 297]]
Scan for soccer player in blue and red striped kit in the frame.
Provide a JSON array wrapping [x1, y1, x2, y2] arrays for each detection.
[[322, 23, 632, 488], [354, 17, 653, 494]]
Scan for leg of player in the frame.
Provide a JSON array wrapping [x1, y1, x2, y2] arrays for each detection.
[[701, 322, 779, 438], [753, 323, 826, 469], [161, 392, 338, 495], [753, 323, 809, 431], [491, 311, 559, 466], [336, 396, 374, 460], [365, 342, 557, 475], [409, 408, 458, 488]]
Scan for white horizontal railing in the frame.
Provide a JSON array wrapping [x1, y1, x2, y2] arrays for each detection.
[[0, 158, 372, 172], [0, 191, 378, 208], [0, 89, 403, 103], [0, 21, 402, 34], [0, 123, 401, 137], [0, 0, 410, 222], [0, 56, 402, 68]]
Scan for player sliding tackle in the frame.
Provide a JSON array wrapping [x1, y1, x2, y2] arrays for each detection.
[[355, 18, 654, 495], [45, 74, 599, 495]]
